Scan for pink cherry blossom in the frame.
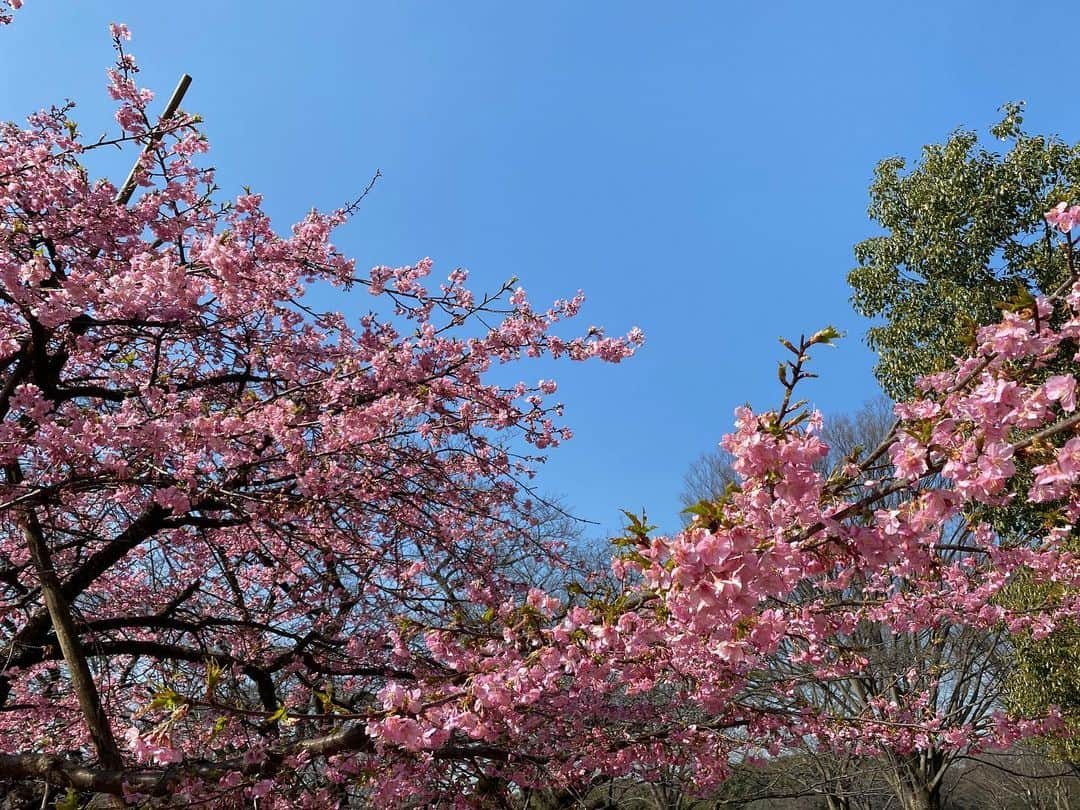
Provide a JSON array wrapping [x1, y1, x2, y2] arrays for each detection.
[[1046, 201, 1080, 232]]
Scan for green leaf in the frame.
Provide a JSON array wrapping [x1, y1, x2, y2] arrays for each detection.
[[809, 325, 842, 346], [205, 658, 223, 696], [148, 688, 183, 712]]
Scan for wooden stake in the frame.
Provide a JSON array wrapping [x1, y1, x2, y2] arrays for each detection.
[[114, 73, 192, 205]]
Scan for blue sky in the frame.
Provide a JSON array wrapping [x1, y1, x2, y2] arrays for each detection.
[[1, 1, 1074, 537]]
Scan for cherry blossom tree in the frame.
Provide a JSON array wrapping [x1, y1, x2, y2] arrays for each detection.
[[5, 10, 1080, 810], [0, 19, 644, 808], [680, 400, 1019, 810]]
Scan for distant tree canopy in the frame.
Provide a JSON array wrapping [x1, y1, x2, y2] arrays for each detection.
[[849, 103, 1080, 400]]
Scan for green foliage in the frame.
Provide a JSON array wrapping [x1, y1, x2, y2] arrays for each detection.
[[147, 687, 185, 712], [682, 481, 741, 532], [610, 509, 657, 571], [613, 509, 655, 548], [1004, 558, 1080, 762], [849, 102, 1079, 399], [1010, 632, 1080, 754]]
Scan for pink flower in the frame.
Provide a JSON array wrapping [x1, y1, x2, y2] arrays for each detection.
[[1045, 375, 1077, 413], [124, 726, 183, 765], [249, 780, 275, 799], [890, 433, 929, 480], [1045, 202, 1080, 232], [377, 716, 425, 751]]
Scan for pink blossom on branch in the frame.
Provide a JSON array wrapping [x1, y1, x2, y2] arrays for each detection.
[[0, 0, 22, 25], [1045, 200, 1080, 233]]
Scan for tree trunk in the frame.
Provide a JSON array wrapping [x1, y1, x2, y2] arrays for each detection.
[[895, 783, 940, 810]]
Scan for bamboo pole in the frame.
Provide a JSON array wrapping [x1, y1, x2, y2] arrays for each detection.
[[114, 73, 193, 205]]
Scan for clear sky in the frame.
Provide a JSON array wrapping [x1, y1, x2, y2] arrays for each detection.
[[1, 1, 1075, 537]]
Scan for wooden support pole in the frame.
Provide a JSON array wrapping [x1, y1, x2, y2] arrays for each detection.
[[114, 73, 193, 206]]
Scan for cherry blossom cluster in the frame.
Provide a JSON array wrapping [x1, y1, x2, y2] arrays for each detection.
[[1046, 201, 1080, 233], [0, 23, 642, 807]]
